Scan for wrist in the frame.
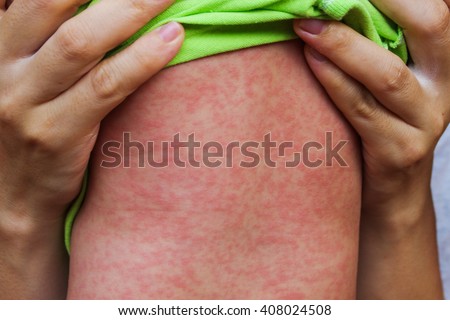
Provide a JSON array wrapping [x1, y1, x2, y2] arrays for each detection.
[[0, 205, 69, 299], [0, 201, 67, 249], [362, 161, 433, 217], [361, 187, 435, 239]]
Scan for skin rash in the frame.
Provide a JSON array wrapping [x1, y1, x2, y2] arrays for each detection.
[[68, 40, 362, 299]]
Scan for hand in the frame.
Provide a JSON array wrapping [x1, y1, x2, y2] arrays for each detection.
[[0, 0, 184, 299], [0, 0, 184, 226], [294, 0, 450, 218], [294, 0, 449, 299]]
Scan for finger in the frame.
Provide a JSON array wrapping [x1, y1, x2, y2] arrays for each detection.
[[42, 22, 184, 139], [295, 20, 426, 127], [0, 0, 90, 59], [26, 0, 175, 102], [370, 0, 450, 72], [303, 45, 407, 150], [0, 0, 6, 19]]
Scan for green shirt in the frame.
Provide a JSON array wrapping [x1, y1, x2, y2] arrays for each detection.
[[78, 0, 408, 65]]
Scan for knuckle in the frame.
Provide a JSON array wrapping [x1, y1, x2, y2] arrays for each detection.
[[133, 47, 159, 71], [21, 124, 57, 155], [90, 67, 121, 101], [19, 110, 68, 154], [353, 99, 379, 121], [419, 7, 450, 36], [34, 0, 88, 12], [390, 131, 431, 169], [128, 0, 148, 12], [0, 94, 20, 129], [429, 113, 446, 141], [126, 0, 156, 19], [28, 0, 59, 11], [379, 60, 410, 94], [400, 142, 429, 168], [346, 87, 380, 120], [325, 24, 354, 53], [0, 107, 17, 128], [56, 24, 92, 61]]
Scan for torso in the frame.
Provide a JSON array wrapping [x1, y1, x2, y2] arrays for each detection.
[[68, 40, 362, 299]]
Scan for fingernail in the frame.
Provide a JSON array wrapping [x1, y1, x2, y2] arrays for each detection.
[[157, 22, 182, 42], [297, 19, 326, 35]]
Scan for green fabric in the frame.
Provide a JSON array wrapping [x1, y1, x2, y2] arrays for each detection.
[[65, 170, 88, 252], [65, 0, 408, 253], [78, 0, 408, 64]]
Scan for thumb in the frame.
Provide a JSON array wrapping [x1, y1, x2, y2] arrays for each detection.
[[0, 0, 9, 19], [2, 0, 13, 10]]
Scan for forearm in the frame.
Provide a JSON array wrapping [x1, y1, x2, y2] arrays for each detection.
[[0, 205, 68, 299], [357, 189, 443, 299]]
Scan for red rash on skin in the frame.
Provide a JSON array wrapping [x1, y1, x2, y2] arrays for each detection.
[[67, 40, 362, 299]]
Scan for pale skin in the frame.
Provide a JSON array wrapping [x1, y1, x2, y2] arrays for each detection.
[[0, 0, 449, 299]]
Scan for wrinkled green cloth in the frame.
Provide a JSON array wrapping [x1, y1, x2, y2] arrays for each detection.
[[65, 0, 408, 253], [78, 0, 407, 64]]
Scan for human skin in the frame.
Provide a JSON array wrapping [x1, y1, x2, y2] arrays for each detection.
[[294, 0, 450, 299], [0, 0, 184, 299], [68, 40, 362, 299], [0, 0, 449, 298]]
